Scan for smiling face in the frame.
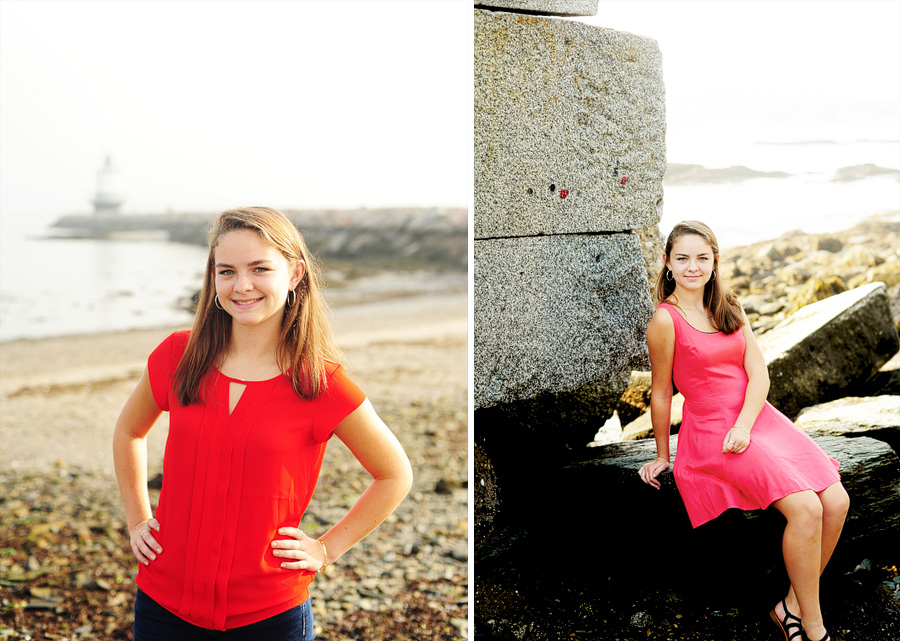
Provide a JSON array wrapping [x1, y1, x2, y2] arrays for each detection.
[[665, 233, 716, 293], [213, 229, 305, 332]]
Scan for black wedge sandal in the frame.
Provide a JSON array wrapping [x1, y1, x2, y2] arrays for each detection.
[[769, 598, 804, 641], [803, 632, 831, 641]]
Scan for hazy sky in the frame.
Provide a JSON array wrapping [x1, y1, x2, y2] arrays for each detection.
[[1, 0, 471, 225], [2, 1, 898, 227], [577, 0, 900, 156]]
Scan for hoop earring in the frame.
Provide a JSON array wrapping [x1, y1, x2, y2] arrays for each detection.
[[215, 295, 225, 310], [286, 290, 296, 308], [710, 270, 716, 281], [665, 270, 673, 281]]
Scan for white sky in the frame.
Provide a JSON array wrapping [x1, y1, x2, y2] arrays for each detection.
[[577, 0, 900, 154], [2, 1, 898, 226], [0, 0, 472, 225]]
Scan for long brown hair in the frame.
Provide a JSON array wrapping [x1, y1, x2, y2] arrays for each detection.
[[174, 206, 342, 406], [654, 220, 744, 334]]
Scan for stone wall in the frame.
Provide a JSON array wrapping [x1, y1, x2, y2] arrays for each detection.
[[474, 8, 665, 412], [473, 0, 666, 571]]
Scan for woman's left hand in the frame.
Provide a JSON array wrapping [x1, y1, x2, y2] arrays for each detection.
[[271, 527, 325, 572], [722, 427, 750, 454]]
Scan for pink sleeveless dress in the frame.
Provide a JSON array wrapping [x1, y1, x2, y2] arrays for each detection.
[[659, 303, 841, 528]]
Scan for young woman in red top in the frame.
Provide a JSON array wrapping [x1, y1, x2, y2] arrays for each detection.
[[113, 207, 413, 639]]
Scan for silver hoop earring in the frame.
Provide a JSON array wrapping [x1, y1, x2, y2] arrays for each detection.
[[665, 270, 673, 281], [215, 295, 225, 310], [287, 290, 296, 307], [710, 270, 716, 281]]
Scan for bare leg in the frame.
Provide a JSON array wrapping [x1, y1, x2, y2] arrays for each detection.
[[784, 483, 850, 613], [774, 483, 849, 641]]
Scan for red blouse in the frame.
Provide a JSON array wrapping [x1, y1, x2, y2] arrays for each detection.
[[137, 331, 365, 630]]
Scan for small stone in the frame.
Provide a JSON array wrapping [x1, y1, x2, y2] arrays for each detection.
[[630, 611, 652, 628]]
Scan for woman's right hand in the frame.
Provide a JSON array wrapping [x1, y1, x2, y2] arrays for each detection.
[[638, 457, 670, 490], [129, 518, 162, 566]]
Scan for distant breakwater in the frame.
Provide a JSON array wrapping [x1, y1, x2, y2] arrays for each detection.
[[50, 207, 468, 269]]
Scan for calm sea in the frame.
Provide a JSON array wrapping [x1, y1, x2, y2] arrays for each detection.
[[1, 138, 897, 343]]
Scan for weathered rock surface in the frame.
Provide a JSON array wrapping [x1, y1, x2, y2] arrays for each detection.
[[616, 370, 651, 426], [476, 434, 900, 639], [562, 434, 899, 561], [474, 443, 500, 541], [759, 282, 899, 419], [796, 395, 900, 454], [474, 233, 653, 409], [474, 0, 599, 17], [478, 373, 629, 457], [635, 224, 665, 297], [474, 9, 665, 239]]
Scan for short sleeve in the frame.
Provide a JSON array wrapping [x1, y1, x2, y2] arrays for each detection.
[[147, 331, 189, 412], [312, 364, 366, 442]]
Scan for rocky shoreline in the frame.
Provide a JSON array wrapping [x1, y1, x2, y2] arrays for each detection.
[[719, 213, 900, 336]]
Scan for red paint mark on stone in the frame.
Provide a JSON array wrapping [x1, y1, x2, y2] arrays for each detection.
[[560, 189, 569, 199], [621, 176, 628, 185]]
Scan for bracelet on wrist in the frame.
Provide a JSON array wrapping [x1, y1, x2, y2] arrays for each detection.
[[317, 539, 329, 574], [734, 426, 752, 437]]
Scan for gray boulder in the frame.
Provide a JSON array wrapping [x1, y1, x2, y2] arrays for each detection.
[[474, 233, 653, 409], [759, 282, 899, 418], [474, 9, 665, 240], [473, 0, 599, 17], [560, 433, 900, 570], [478, 373, 629, 454], [796, 395, 900, 453]]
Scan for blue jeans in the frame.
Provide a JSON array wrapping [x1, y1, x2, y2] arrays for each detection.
[[134, 589, 315, 640]]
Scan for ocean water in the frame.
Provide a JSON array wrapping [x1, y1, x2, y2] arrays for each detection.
[[0, 230, 208, 343], [1, 137, 897, 343], [661, 137, 900, 248]]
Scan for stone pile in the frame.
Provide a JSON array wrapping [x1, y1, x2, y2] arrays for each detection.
[[721, 214, 900, 335]]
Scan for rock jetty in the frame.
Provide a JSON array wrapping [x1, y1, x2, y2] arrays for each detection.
[[50, 207, 468, 269]]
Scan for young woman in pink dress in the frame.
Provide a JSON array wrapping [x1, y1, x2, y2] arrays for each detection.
[[637, 221, 849, 641]]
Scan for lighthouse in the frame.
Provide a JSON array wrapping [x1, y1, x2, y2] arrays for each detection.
[[91, 155, 123, 214]]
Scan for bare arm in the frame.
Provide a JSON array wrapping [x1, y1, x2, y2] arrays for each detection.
[[639, 308, 675, 489], [273, 399, 413, 571], [724, 308, 771, 453], [112, 367, 164, 565]]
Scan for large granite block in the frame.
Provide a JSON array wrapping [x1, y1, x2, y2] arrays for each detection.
[[474, 9, 666, 239], [475, 232, 653, 409], [474, 0, 599, 17]]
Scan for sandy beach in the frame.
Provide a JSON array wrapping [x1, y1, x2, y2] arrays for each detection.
[[0, 270, 468, 640]]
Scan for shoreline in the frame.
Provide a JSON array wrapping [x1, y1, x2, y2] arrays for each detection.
[[0, 284, 466, 473]]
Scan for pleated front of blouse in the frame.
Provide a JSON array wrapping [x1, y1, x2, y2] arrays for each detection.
[[139, 331, 365, 630]]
